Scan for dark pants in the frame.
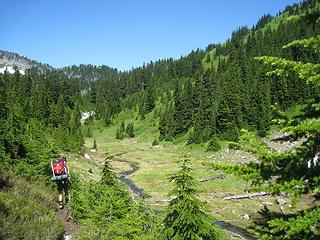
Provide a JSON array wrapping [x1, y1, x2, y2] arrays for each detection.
[[57, 180, 69, 204]]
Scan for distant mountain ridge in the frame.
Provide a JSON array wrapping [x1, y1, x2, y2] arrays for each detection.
[[0, 50, 54, 75], [1, 0, 318, 86], [61, 64, 118, 81], [0, 50, 117, 89]]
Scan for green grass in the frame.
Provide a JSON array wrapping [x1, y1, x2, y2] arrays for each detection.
[[257, 2, 320, 34], [202, 48, 229, 72], [79, 111, 252, 231], [77, 107, 316, 237]]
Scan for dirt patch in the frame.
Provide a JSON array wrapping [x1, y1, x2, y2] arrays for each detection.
[[263, 131, 306, 152], [215, 221, 257, 240], [55, 207, 79, 239]]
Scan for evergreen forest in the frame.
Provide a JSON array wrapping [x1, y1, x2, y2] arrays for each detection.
[[1, 0, 320, 239]]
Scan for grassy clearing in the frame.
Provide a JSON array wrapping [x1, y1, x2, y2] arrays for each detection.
[[67, 152, 101, 182], [78, 109, 314, 237], [82, 111, 242, 220], [202, 48, 229, 72]]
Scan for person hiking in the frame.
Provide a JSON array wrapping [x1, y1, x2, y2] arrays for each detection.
[[51, 156, 71, 209]]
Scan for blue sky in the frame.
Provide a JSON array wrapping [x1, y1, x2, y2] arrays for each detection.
[[1, 0, 303, 70]]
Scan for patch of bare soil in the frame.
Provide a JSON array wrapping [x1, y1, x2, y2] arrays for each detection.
[[55, 207, 79, 239], [263, 131, 305, 152]]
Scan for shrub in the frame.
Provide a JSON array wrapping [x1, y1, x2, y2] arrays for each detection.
[[152, 139, 159, 146], [206, 138, 221, 152]]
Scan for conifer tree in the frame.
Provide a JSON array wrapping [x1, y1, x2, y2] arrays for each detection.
[[162, 157, 223, 240], [93, 139, 97, 150], [104, 106, 112, 126], [159, 102, 175, 141], [120, 120, 125, 135], [69, 103, 82, 134], [89, 80, 97, 104], [138, 98, 146, 120], [236, 35, 320, 239], [115, 126, 123, 139], [205, 53, 211, 63], [172, 80, 185, 135], [101, 150, 117, 187], [145, 85, 155, 113], [0, 75, 7, 144], [115, 121, 125, 139], [189, 70, 214, 143], [125, 122, 135, 138]]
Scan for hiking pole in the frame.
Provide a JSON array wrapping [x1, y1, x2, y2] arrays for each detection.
[[51, 161, 56, 179]]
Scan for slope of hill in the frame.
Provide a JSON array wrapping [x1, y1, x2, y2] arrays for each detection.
[[203, 0, 320, 71], [60, 64, 118, 89], [89, 0, 320, 145]]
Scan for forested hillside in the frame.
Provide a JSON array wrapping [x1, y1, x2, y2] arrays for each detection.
[[60, 64, 118, 90], [0, 69, 84, 238], [0, 0, 319, 239], [89, 0, 319, 143]]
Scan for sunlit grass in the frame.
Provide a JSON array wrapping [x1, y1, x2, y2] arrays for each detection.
[[78, 107, 315, 234]]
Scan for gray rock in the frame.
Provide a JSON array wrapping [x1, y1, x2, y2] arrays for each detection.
[[242, 214, 250, 220], [276, 197, 287, 206]]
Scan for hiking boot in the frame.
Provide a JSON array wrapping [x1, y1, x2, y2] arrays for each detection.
[[58, 200, 64, 209]]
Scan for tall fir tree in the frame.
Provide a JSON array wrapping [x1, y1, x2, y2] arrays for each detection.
[[162, 157, 224, 240], [101, 150, 117, 187]]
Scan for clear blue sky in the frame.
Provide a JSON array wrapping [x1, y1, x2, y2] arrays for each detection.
[[1, 0, 303, 70]]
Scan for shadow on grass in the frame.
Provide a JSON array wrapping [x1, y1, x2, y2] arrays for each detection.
[[250, 205, 320, 239], [214, 221, 257, 240], [249, 206, 297, 237], [0, 172, 12, 189]]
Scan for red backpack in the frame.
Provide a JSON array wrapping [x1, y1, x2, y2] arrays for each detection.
[[53, 159, 66, 175]]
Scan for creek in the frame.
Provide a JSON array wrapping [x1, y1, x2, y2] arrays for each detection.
[[112, 158, 149, 198]]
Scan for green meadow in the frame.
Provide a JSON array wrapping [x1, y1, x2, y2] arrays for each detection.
[[66, 108, 314, 235]]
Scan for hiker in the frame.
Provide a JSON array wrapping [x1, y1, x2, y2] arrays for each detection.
[[51, 156, 71, 209]]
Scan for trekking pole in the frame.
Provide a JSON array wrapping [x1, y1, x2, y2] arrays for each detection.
[[51, 161, 55, 179], [68, 180, 72, 203]]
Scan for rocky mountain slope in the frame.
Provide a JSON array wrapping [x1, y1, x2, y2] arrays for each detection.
[[0, 50, 54, 74]]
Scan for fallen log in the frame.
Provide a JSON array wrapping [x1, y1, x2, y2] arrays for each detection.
[[231, 233, 245, 239], [199, 174, 225, 182], [223, 192, 271, 200]]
